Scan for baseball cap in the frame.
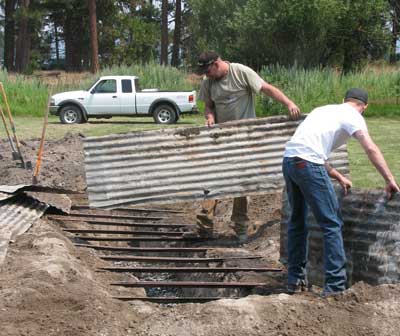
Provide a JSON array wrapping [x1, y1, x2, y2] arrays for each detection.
[[344, 88, 368, 104], [196, 51, 219, 75]]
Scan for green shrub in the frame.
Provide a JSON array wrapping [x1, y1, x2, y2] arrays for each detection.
[[258, 64, 400, 117]]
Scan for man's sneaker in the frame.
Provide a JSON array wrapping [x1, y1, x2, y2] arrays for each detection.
[[287, 280, 306, 295]]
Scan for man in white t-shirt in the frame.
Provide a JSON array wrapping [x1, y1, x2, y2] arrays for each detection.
[[196, 51, 300, 242], [283, 88, 399, 297]]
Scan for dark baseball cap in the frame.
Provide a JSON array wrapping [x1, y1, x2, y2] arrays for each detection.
[[196, 51, 219, 75], [344, 88, 368, 104]]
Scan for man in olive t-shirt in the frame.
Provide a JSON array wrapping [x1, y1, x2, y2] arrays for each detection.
[[196, 51, 301, 243]]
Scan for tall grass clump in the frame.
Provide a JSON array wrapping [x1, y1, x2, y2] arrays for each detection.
[[258, 65, 400, 117], [99, 62, 193, 91], [0, 70, 49, 117]]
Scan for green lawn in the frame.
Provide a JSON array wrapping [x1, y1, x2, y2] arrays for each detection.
[[5, 114, 205, 139], [2, 115, 399, 189], [347, 118, 400, 188]]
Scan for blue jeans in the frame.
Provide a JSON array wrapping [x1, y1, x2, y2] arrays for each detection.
[[282, 156, 346, 293]]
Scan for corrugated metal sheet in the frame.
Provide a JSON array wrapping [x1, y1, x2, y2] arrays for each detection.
[[0, 185, 29, 201], [0, 197, 48, 264], [84, 116, 350, 209], [280, 189, 400, 286], [0, 184, 29, 194], [0, 185, 73, 212]]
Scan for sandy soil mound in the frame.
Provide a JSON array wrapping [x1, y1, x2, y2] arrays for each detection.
[[0, 133, 86, 190]]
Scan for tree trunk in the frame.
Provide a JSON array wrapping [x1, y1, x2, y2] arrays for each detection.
[[88, 0, 99, 73], [64, 7, 85, 72], [54, 21, 59, 62], [15, 0, 31, 73], [4, 0, 17, 71], [171, 0, 181, 67], [160, 0, 169, 65], [390, 0, 399, 63]]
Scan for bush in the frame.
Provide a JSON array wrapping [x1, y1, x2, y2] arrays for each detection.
[[257, 64, 400, 117]]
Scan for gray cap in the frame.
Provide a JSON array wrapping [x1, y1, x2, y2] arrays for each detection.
[[344, 88, 368, 104], [196, 51, 219, 75]]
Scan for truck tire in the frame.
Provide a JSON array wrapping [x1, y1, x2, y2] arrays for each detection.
[[59, 105, 84, 124], [153, 104, 178, 124]]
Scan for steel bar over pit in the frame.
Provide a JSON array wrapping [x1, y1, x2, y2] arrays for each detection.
[[51, 213, 163, 221], [71, 205, 184, 214], [74, 244, 208, 253], [100, 266, 282, 273], [113, 296, 231, 303], [63, 229, 187, 236], [111, 281, 269, 288], [52, 217, 194, 228], [100, 255, 261, 262], [72, 235, 195, 241]]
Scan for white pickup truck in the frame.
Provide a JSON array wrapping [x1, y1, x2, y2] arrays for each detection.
[[50, 75, 198, 124]]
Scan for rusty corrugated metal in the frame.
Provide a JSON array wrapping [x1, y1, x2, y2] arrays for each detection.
[[0, 185, 28, 201], [0, 192, 11, 201], [0, 197, 48, 264], [280, 189, 400, 286], [0, 185, 73, 212], [84, 116, 350, 209]]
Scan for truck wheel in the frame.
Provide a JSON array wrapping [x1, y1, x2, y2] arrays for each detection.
[[59, 105, 83, 124], [153, 104, 178, 124]]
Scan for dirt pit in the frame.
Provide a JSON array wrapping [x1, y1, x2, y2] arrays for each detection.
[[1, 134, 400, 336]]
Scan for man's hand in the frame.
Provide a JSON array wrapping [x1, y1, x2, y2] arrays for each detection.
[[287, 102, 301, 120], [385, 180, 400, 200], [260, 82, 301, 120], [338, 176, 352, 195], [205, 113, 215, 127]]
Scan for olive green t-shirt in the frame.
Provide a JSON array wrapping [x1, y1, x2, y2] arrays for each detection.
[[198, 63, 264, 123]]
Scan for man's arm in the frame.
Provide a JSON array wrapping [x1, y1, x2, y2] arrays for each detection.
[[260, 82, 301, 120], [204, 98, 216, 127], [353, 129, 399, 199], [325, 162, 353, 195]]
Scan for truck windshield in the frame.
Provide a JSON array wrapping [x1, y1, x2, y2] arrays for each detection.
[[87, 79, 99, 91], [92, 79, 117, 93]]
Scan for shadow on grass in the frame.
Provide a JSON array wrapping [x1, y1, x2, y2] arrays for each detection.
[[88, 120, 195, 125]]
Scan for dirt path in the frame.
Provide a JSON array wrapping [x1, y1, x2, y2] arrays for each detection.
[[0, 135, 399, 336]]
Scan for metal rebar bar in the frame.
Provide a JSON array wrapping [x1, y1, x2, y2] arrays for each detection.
[[63, 229, 186, 236], [111, 281, 269, 288], [100, 266, 282, 273], [74, 244, 208, 252], [57, 213, 164, 221], [100, 255, 261, 262], [53, 218, 195, 228]]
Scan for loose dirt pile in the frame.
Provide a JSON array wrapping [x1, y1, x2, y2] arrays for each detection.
[[0, 134, 399, 336]]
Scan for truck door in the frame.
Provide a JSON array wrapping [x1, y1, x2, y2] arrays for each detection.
[[120, 79, 136, 115], [86, 79, 121, 115]]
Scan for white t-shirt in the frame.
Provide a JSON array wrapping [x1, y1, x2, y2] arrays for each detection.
[[284, 103, 368, 164]]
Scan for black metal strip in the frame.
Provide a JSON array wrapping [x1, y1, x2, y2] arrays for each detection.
[[111, 281, 269, 288], [100, 266, 282, 273], [74, 244, 208, 252]]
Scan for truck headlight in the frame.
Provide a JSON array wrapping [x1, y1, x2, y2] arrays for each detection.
[[50, 98, 55, 106]]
